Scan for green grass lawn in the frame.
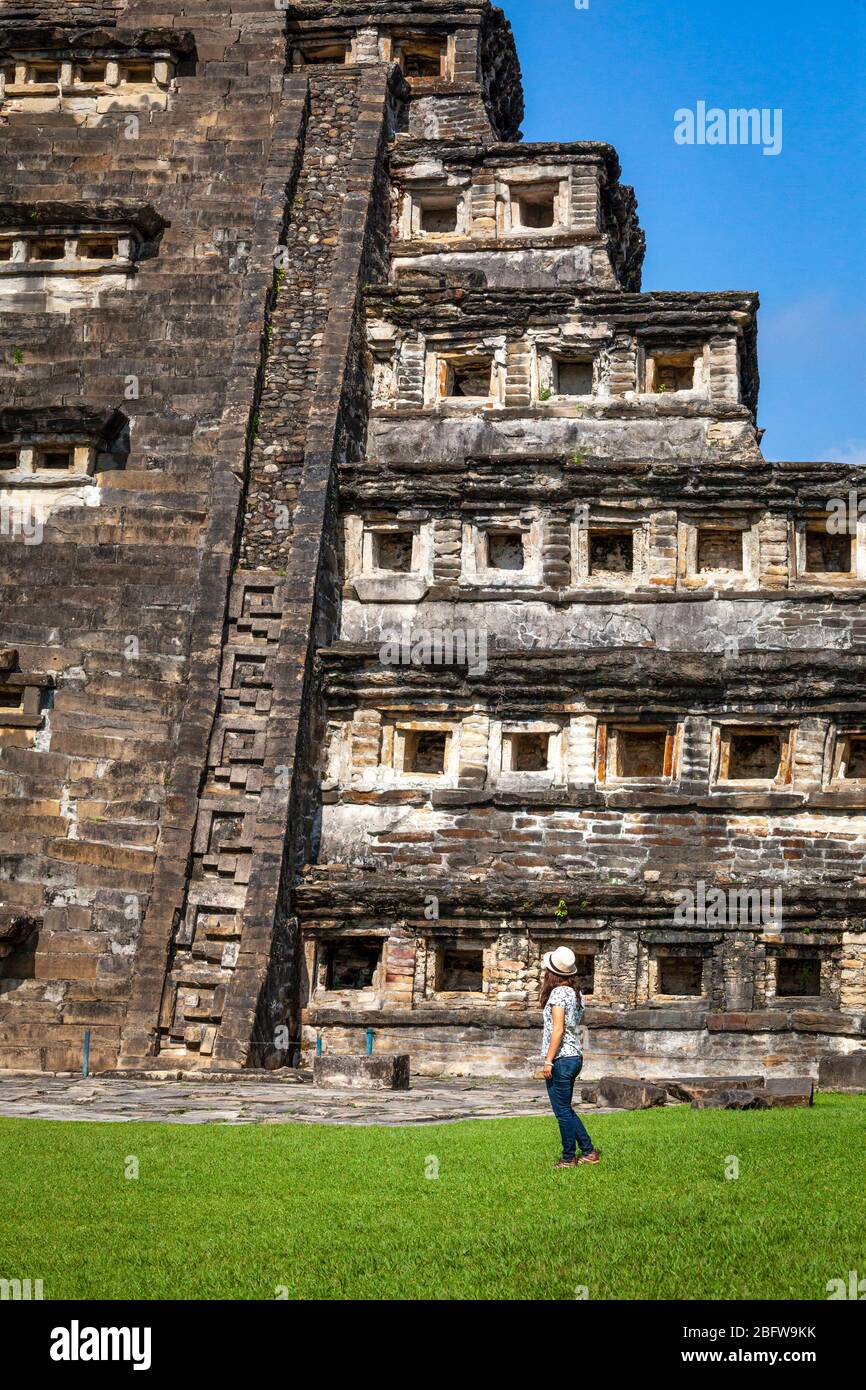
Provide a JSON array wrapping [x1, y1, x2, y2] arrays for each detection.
[[1, 1094, 864, 1300]]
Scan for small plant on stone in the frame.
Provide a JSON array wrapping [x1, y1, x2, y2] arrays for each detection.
[[572, 451, 584, 466], [554, 898, 569, 920], [539, 387, 552, 402], [12, 347, 24, 364]]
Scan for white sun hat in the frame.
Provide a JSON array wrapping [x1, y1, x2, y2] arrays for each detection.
[[542, 946, 578, 977]]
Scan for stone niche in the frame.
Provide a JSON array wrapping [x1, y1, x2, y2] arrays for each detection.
[[388, 32, 452, 80], [712, 724, 794, 787], [793, 514, 865, 585], [597, 722, 681, 784], [359, 718, 461, 789], [415, 935, 492, 1002], [343, 514, 433, 601], [831, 731, 866, 783], [638, 938, 720, 1007], [433, 349, 500, 403], [400, 178, 472, 239], [489, 720, 567, 789], [642, 346, 708, 396], [460, 513, 542, 588], [678, 515, 760, 589], [497, 169, 571, 236], [762, 942, 840, 1008], [572, 519, 648, 587]]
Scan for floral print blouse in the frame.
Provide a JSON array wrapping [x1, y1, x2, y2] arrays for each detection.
[[542, 985, 585, 1059]]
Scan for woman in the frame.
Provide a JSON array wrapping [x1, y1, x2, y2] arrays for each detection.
[[540, 946, 600, 1168]]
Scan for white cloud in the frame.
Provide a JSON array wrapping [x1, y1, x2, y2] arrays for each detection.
[[818, 440, 866, 467]]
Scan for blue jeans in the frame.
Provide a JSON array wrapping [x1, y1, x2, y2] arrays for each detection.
[[545, 1055, 594, 1160]]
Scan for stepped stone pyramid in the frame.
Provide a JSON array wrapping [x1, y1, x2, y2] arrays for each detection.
[[0, 1, 863, 1080]]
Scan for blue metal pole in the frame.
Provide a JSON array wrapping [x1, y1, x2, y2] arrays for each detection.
[[83, 1028, 91, 1078], [316, 1033, 322, 1057], [366, 1028, 374, 1055]]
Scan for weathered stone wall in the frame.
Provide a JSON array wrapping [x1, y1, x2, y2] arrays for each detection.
[[0, 0, 301, 1071], [293, 8, 865, 1077]]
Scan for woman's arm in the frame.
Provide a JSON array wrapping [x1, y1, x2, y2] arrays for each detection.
[[542, 1005, 565, 1078]]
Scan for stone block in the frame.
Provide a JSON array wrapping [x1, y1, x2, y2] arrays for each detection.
[[313, 1054, 410, 1090], [691, 1089, 770, 1110], [597, 1075, 667, 1109], [818, 1052, 866, 1092], [763, 1078, 814, 1107], [665, 1075, 765, 1103]]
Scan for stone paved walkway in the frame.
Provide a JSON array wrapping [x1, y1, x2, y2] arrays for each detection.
[[0, 1073, 615, 1127]]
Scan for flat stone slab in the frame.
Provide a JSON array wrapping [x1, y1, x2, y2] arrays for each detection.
[[818, 1053, 866, 1092], [666, 1076, 767, 1104], [691, 1090, 771, 1111], [764, 1077, 814, 1106], [0, 1073, 599, 1127], [597, 1076, 668, 1110], [690, 1079, 813, 1110], [313, 1055, 410, 1091]]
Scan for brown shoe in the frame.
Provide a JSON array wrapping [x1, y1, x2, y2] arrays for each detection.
[[554, 1158, 578, 1169], [576, 1150, 601, 1164]]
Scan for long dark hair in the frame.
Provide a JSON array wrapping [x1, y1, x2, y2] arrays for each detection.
[[540, 969, 580, 1008]]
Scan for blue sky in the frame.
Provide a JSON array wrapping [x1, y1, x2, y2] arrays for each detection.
[[505, 0, 866, 462]]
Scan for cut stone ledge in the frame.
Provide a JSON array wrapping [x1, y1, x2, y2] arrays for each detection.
[[313, 1054, 410, 1090]]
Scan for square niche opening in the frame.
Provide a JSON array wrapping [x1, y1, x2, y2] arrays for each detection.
[[647, 351, 697, 393], [0, 241, 14, 262], [27, 62, 61, 84], [75, 61, 106, 83], [0, 689, 23, 710], [0, 450, 18, 471], [514, 185, 557, 229], [78, 235, 119, 260], [403, 729, 448, 776], [437, 946, 483, 992], [37, 446, 75, 470], [396, 38, 446, 78], [325, 939, 380, 990], [31, 238, 66, 261], [658, 955, 703, 996], [776, 956, 821, 997], [444, 356, 493, 399], [504, 730, 551, 772], [484, 528, 525, 571], [724, 730, 782, 781], [295, 41, 349, 67], [697, 528, 743, 572], [119, 61, 155, 84], [611, 727, 668, 779], [419, 198, 458, 234], [372, 529, 414, 572], [840, 736, 866, 779], [589, 530, 634, 577], [556, 359, 593, 396], [805, 527, 853, 574]]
